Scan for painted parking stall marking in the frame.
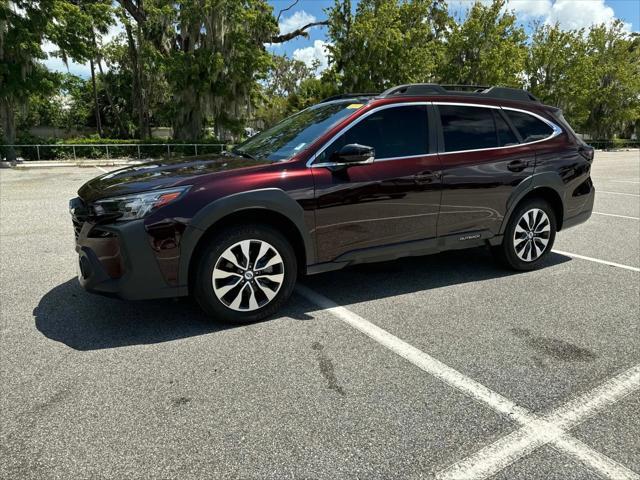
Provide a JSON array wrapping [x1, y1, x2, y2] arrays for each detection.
[[592, 211, 640, 220], [296, 285, 640, 479], [552, 249, 640, 273], [598, 191, 640, 198], [438, 365, 640, 480]]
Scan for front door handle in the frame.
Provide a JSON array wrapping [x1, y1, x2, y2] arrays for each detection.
[[414, 171, 441, 184], [507, 160, 529, 172]]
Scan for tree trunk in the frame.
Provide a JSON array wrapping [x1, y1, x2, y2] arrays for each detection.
[[96, 59, 127, 137], [135, 26, 151, 140], [0, 97, 17, 163], [125, 23, 151, 140], [172, 88, 203, 141], [90, 59, 103, 137]]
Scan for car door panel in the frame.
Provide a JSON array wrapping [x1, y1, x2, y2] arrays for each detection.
[[312, 155, 442, 262], [310, 104, 442, 263], [437, 146, 534, 236], [434, 104, 534, 238]]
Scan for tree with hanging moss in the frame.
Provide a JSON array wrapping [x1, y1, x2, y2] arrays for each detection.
[[1, 0, 113, 161], [117, 0, 328, 141]]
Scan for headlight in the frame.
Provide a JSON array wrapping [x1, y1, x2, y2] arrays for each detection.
[[93, 186, 191, 221]]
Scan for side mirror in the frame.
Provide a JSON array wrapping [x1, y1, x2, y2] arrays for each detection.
[[331, 143, 375, 165]]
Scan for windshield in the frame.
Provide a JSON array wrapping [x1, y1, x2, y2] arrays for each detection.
[[233, 102, 364, 161]]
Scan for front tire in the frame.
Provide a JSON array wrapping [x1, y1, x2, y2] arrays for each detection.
[[493, 198, 557, 271], [194, 225, 297, 323]]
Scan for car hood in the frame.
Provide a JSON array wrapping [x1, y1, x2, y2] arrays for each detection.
[[78, 154, 271, 202]]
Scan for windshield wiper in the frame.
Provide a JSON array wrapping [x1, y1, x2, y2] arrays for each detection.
[[231, 148, 257, 161]]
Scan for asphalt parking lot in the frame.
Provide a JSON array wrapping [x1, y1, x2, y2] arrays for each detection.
[[1, 150, 638, 479]]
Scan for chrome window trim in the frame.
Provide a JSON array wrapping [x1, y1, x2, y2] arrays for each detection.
[[307, 102, 430, 168], [306, 101, 563, 167], [312, 152, 438, 168], [434, 102, 563, 155]]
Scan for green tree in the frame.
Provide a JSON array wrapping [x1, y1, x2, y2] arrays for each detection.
[[254, 54, 318, 128], [525, 24, 592, 131], [1, 2, 53, 161], [118, 0, 326, 140], [582, 23, 640, 139], [1, 0, 113, 161], [327, 0, 450, 92], [438, 0, 527, 86], [16, 73, 92, 133]]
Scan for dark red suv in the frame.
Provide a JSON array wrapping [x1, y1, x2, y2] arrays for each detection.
[[70, 84, 595, 322]]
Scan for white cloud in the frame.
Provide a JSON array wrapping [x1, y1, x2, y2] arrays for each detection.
[[452, 0, 632, 32], [545, 0, 628, 31], [504, 0, 552, 18], [278, 10, 317, 35], [293, 40, 330, 76], [506, 0, 631, 31]]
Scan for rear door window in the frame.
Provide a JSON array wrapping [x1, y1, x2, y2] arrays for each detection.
[[318, 105, 428, 162], [438, 105, 498, 152], [494, 111, 519, 146], [504, 110, 554, 143]]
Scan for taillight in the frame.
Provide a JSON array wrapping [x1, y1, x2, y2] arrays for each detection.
[[579, 145, 594, 162]]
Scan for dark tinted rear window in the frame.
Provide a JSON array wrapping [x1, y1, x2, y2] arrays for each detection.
[[504, 110, 554, 143], [439, 105, 498, 152]]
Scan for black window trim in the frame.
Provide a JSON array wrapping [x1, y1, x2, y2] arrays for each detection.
[[432, 102, 562, 155], [493, 109, 522, 146], [308, 102, 434, 167]]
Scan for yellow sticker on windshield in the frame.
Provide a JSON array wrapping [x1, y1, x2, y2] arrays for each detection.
[[346, 103, 363, 109]]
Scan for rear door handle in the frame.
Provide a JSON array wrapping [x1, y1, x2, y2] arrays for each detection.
[[507, 160, 529, 172]]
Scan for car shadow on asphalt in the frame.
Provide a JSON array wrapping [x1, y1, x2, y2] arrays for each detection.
[[34, 247, 571, 351], [301, 247, 572, 303]]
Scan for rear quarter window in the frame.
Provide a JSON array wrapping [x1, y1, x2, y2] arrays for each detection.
[[504, 110, 555, 143]]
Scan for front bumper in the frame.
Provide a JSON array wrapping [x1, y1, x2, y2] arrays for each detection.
[[75, 219, 186, 300]]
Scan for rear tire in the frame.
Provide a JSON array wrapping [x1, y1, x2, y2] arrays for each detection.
[[493, 198, 557, 271], [194, 224, 297, 323]]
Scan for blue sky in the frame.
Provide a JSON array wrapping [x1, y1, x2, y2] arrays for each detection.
[[44, 0, 639, 77]]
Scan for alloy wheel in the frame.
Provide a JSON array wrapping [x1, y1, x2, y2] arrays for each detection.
[[513, 208, 551, 262], [212, 239, 285, 311]]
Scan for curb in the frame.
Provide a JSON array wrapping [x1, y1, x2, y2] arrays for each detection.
[[3, 159, 145, 169]]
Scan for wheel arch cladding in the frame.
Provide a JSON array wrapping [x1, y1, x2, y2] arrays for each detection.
[[179, 188, 313, 290], [503, 185, 564, 234]]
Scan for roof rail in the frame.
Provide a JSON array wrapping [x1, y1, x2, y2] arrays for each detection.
[[319, 93, 379, 103], [380, 84, 447, 96], [379, 83, 540, 103]]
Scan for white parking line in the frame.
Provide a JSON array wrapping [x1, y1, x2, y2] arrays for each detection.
[[593, 211, 640, 220], [598, 191, 640, 197], [552, 250, 640, 273], [296, 284, 531, 422], [296, 285, 640, 479], [94, 166, 109, 173], [439, 365, 640, 480], [601, 180, 640, 185]]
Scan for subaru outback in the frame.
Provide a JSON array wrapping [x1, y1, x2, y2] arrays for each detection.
[[70, 83, 595, 323]]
